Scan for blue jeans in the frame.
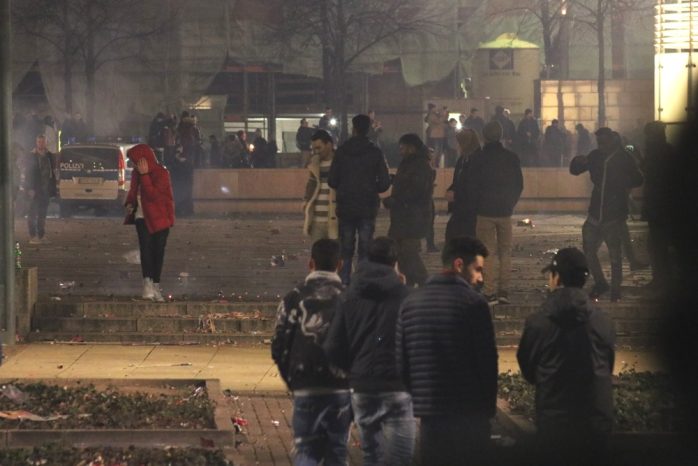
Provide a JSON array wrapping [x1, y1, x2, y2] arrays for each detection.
[[352, 392, 416, 466], [338, 217, 376, 284], [292, 392, 353, 466]]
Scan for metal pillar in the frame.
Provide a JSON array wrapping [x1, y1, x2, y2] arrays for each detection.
[[0, 0, 16, 347]]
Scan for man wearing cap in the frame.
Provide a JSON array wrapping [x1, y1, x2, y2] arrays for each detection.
[[570, 127, 644, 302], [470, 120, 524, 304], [517, 247, 615, 466]]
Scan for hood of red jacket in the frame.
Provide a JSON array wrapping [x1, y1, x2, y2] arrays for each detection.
[[126, 144, 161, 172]]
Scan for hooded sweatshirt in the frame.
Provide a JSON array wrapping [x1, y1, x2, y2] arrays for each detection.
[[517, 287, 615, 434], [324, 261, 409, 392], [328, 135, 391, 220], [124, 144, 175, 234]]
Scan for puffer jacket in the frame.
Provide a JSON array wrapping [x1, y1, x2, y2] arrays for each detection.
[[324, 261, 409, 392], [328, 136, 391, 220], [271, 271, 348, 391], [517, 287, 615, 434], [396, 273, 498, 418]]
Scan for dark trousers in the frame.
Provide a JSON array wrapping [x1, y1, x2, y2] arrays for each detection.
[[292, 392, 353, 466], [426, 200, 437, 248], [136, 219, 169, 283], [419, 415, 491, 466], [445, 211, 477, 242], [339, 217, 375, 284], [396, 238, 427, 287], [27, 194, 50, 239], [621, 219, 640, 266], [583, 219, 623, 295], [537, 423, 610, 466]]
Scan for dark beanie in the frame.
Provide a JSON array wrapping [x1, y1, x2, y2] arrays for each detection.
[[483, 121, 503, 143]]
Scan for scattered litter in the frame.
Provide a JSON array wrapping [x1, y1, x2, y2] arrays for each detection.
[[269, 228, 281, 235], [178, 272, 190, 286], [263, 338, 272, 345], [70, 335, 85, 343], [271, 420, 280, 427], [57, 365, 64, 369], [270, 254, 286, 267], [198, 315, 216, 333], [122, 249, 141, 265], [0, 384, 28, 403], [232, 416, 249, 434], [0, 410, 69, 422], [50, 296, 62, 301], [543, 248, 559, 255], [59, 281, 76, 291], [517, 218, 535, 228]]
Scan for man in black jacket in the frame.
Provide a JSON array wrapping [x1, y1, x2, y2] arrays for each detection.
[[397, 236, 497, 466], [271, 239, 351, 466], [329, 114, 391, 285], [517, 247, 615, 466], [471, 121, 524, 304], [20, 135, 58, 244], [324, 237, 415, 466], [570, 127, 644, 302], [383, 134, 433, 287]]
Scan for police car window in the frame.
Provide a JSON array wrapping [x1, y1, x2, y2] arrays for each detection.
[[60, 148, 119, 171]]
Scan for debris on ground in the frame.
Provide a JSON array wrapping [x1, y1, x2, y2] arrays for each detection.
[[517, 218, 535, 228], [58, 281, 76, 291], [122, 249, 141, 265]]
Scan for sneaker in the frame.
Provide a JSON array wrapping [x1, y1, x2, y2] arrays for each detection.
[[152, 283, 166, 303], [589, 282, 610, 300], [498, 293, 511, 305], [142, 278, 155, 300]]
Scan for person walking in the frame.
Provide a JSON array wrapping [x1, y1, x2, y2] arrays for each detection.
[[543, 119, 567, 166], [424, 103, 446, 163], [303, 130, 338, 243], [397, 236, 497, 466], [329, 114, 391, 284], [463, 108, 485, 140], [517, 247, 615, 466], [271, 239, 352, 466], [124, 144, 175, 302], [570, 127, 644, 302], [493, 106, 516, 149], [382, 134, 433, 287], [20, 135, 58, 244], [445, 128, 481, 242], [324, 237, 415, 466], [575, 123, 593, 155], [367, 110, 383, 148], [471, 121, 524, 305]]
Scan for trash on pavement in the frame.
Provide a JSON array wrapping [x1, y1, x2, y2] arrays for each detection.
[[517, 218, 535, 228]]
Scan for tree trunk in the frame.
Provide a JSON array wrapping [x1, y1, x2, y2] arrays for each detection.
[[321, 0, 333, 105], [610, 3, 626, 79], [597, 4, 606, 128], [541, 0, 555, 78], [336, 0, 348, 142], [62, 1, 73, 114]]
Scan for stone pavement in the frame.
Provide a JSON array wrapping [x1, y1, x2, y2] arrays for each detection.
[[15, 213, 651, 302]]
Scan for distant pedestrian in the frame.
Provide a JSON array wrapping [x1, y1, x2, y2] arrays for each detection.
[[444, 118, 459, 167], [43, 116, 59, 154], [148, 112, 167, 163], [543, 119, 567, 166], [367, 110, 383, 148], [208, 135, 221, 168], [303, 130, 338, 243], [470, 121, 524, 305], [20, 135, 58, 244], [123, 144, 175, 302], [424, 103, 446, 163], [383, 134, 433, 287], [296, 118, 315, 166], [324, 237, 415, 466], [445, 128, 481, 241], [271, 239, 351, 466], [319, 107, 339, 143], [329, 114, 391, 284], [575, 123, 593, 155], [397, 236, 497, 466], [516, 108, 540, 166], [570, 127, 644, 302], [492, 106, 515, 149], [463, 108, 485, 140], [251, 128, 270, 168], [518, 247, 615, 466]]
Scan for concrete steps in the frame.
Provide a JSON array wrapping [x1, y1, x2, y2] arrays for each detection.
[[29, 299, 662, 348]]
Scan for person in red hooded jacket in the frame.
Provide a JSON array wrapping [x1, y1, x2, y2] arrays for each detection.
[[124, 144, 175, 301]]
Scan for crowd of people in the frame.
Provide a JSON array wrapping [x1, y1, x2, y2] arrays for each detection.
[[279, 112, 675, 465]]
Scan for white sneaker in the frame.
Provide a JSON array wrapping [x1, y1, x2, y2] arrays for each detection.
[[152, 283, 165, 303], [142, 278, 155, 300]]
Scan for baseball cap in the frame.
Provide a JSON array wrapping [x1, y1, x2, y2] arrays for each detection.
[[541, 247, 589, 276]]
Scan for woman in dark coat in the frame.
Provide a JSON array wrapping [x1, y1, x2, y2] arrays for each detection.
[[445, 129, 481, 242]]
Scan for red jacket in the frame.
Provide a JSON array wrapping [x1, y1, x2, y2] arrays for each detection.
[[124, 144, 175, 233]]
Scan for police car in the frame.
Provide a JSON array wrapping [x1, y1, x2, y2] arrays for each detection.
[[58, 143, 135, 217]]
